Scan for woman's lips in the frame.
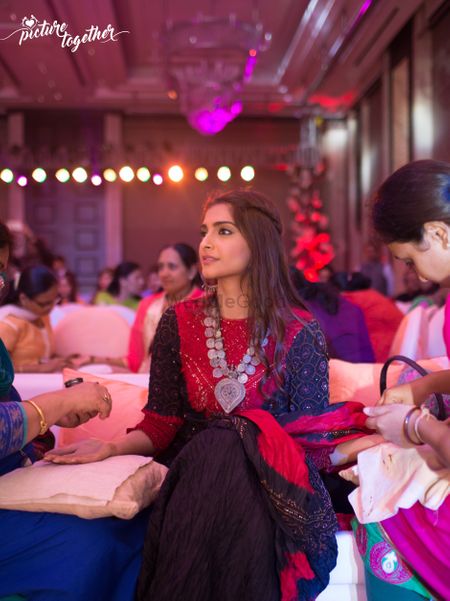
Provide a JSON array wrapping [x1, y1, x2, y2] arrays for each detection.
[[202, 257, 218, 265]]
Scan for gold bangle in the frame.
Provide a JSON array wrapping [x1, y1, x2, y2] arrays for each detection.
[[26, 400, 49, 436]]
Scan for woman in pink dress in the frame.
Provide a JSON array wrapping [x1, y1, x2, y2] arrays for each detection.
[[127, 243, 202, 372]]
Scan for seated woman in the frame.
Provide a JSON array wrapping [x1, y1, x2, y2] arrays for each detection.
[[47, 190, 375, 601], [57, 270, 85, 305], [127, 243, 202, 372], [90, 267, 114, 304], [94, 261, 144, 310], [358, 159, 450, 601], [0, 265, 68, 373], [0, 221, 149, 601], [291, 268, 375, 363]]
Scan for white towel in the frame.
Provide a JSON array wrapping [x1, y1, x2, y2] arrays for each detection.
[[344, 442, 450, 524]]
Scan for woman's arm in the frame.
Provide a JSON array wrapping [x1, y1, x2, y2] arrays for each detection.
[[364, 404, 450, 468], [15, 357, 68, 373], [1, 382, 112, 459], [46, 307, 187, 463], [44, 430, 155, 463], [414, 415, 450, 467], [379, 370, 450, 406], [127, 297, 150, 372]]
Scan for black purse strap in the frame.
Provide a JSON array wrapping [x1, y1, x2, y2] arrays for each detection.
[[380, 354, 446, 421]]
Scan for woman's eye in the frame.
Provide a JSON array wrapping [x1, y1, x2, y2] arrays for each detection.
[[219, 228, 232, 235], [199, 230, 206, 238]]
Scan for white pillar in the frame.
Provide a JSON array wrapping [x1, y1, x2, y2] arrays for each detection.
[[412, 7, 433, 159], [322, 121, 349, 270], [346, 112, 361, 271]]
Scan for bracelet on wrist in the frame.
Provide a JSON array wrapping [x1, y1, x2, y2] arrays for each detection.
[[403, 406, 422, 445], [413, 406, 435, 444], [26, 400, 49, 436]]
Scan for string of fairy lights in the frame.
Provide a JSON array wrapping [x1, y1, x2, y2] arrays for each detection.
[[0, 165, 256, 186]]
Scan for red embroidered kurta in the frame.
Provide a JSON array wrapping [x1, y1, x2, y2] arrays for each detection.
[[133, 298, 367, 461]]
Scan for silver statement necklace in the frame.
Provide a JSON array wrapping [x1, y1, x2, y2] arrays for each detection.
[[203, 306, 268, 414]]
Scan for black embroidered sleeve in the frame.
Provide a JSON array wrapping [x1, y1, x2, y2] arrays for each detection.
[[145, 307, 189, 417]]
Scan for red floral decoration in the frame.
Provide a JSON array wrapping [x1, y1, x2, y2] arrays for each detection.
[[287, 169, 334, 281]]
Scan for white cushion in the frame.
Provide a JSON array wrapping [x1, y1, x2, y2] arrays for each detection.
[[53, 306, 131, 357], [0, 455, 167, 520]]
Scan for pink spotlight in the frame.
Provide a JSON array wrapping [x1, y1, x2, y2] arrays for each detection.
[[17, 175, 28, 187], [91, 174, 102, 186], [153, 173, 163, 185]]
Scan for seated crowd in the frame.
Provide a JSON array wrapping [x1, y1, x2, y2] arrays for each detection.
[[0, 159, 449, 601]]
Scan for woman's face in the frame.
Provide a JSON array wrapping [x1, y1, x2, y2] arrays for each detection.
[[122, 269, 144, 296], [21, 284, 60, 317], [389, 223, 450, 286], [199, 203, 251, 282], [157, 247, 194, 297], [58, 276, 72, 300], [147, 271, 161, 294], [98, 270, 112, 291]]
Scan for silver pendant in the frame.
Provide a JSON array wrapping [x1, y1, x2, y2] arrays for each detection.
[[214, 378, 246, 413], [237, 372, 249, 384]]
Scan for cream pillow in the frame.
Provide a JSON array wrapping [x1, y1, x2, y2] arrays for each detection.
[[0, 455, 167, 520]]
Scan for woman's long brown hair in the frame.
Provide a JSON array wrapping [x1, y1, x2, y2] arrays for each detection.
[[202, 190, 309, 395]]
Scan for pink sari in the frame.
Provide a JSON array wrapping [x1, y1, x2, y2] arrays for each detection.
[[381, 498, 450, 600]]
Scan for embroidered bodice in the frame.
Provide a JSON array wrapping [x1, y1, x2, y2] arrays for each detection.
[[133, 298, 334, 461]]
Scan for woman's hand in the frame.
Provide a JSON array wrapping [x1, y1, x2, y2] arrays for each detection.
[[378, 382, 415, 406], [59, 381, 112, 420], [55, 410, 98, 428], [38, 357, 68, 373], [44, 439, 115, 464], [364, 404, 416, 447], [65, 354, 92, 369]]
